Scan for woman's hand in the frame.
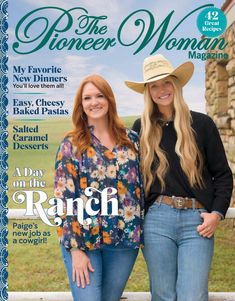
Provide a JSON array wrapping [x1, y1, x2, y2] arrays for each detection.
[[71, 249, 95, 288], [197, 212, 221, 238]]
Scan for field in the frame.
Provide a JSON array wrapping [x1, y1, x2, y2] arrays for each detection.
[[8, 117, 235, 292]]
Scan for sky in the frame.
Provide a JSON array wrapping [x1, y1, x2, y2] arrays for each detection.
[[8, 0, 226, 117]]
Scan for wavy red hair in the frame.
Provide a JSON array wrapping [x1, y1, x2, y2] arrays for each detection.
[[67, 74, 135, 157]]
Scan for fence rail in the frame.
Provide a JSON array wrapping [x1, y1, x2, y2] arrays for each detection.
[[8, 291, 235, 301]]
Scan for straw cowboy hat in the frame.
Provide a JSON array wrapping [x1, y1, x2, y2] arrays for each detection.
[[125, 54, 194, 94]]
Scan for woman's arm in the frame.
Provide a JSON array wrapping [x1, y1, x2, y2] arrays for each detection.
[[203, 116, 233, 216], [197, 116, 233, 238], [54, 138, 94, 287]]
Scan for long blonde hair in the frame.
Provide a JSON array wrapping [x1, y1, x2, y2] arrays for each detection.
[[140, 76, 204, 195]]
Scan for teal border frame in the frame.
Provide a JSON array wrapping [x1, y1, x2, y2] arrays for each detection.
[[0, 0, 8, 300]]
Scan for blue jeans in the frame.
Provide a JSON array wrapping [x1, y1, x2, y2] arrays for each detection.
[[143, 202, 214, 301], [61, 244, 138, 301]]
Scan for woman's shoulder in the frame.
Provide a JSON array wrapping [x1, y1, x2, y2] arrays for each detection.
[[190, 111, 216, 128], [190, 110, 212, 121], [57, 135, 77, 156], [60, 135, 73, 146], [125, 128, 139, 142]]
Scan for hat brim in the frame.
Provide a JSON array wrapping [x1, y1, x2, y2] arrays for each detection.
[[125, 61, 194, 94]]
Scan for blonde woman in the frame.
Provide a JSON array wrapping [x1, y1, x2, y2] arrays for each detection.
[[125, 54, 233, 301]]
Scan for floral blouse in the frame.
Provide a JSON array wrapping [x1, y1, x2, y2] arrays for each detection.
[[54, 127, 144, 251]]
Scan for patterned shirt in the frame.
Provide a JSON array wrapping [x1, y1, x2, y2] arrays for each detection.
[[54, 127, 144, 251]]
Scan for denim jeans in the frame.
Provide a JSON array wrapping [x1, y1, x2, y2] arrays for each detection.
[[143, 202, 214, 301], [61, 244, 138, 301]]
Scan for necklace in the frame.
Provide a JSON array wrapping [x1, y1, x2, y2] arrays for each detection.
[[157, 114, 174, 127], [159, 119, 173, 127]]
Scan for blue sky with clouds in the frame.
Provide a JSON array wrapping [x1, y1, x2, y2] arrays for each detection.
[[8, 0, 225, 117]]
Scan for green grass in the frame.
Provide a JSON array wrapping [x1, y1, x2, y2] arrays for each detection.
[[122, 115, 139, 129], [8, 220, 235, 291], [209, 220, 235, 291], [8, 118, 72, 207]]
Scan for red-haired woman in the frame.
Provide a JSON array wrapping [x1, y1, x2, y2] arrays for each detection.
[[54, 74, 144, 301]]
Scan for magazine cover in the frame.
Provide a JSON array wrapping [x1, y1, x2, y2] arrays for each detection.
[[1, 0, 235, 300]]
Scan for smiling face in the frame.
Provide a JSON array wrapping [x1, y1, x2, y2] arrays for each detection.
[[82, 82, 109, 124], [148, 77, 174, 115]]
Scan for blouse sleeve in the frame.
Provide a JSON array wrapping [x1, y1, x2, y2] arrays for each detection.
[[203, 117, 233, 216], [54, 138, 86, 251]]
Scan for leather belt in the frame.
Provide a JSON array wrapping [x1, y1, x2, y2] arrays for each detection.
[[156, 195, 204, 210]]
